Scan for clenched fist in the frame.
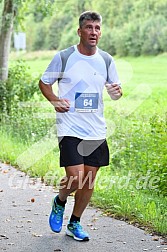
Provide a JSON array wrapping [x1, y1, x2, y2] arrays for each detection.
[[105, 83, 122, 100]]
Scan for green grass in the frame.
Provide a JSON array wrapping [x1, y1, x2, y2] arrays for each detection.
[[1, 51, 167, 236], [92, 167, 167, 235], [0, 127, 64, 180], [9, 50, 55, 74], [0, 130, 27, 164]]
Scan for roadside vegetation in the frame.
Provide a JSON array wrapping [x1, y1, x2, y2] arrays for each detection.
[[23, 0, 167, 57], [0, 51, 166, 236]]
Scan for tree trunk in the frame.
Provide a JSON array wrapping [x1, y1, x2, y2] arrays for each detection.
[[0, 0, 14, 81]]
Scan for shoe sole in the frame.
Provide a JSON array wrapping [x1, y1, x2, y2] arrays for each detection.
[[66, 229, 89, 241], [50, 227, 62, 233]]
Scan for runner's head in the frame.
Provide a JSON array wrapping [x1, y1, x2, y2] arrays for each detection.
[[79, 11, 102, 28]]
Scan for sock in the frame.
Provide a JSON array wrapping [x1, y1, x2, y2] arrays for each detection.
[[70, 214, 80, 223], [55, 195, 66, 207]]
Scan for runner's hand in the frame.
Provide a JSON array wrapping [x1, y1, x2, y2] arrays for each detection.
[[105, 83, 122, 100], [53, 98, 70, 112]]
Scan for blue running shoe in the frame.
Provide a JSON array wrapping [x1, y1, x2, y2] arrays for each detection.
[[49, 196, 65, 233], [66, 221, 90, 241]]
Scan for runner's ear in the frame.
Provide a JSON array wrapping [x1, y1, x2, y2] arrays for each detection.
[[78, 28, 81, 37]]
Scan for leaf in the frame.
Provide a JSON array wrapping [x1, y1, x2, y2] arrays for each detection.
[[32, 233, 42, 237], [3, 170, 9, 173], [90, 227, 98, 230], [87, 223, 93, 227], [0, 234, 9, 239], [152, 236, 159, 241]]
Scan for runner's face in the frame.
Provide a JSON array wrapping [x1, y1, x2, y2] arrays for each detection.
[[78, 20, 101, 48]]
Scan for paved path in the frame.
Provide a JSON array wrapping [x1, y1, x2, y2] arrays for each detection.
[[0, 163, 166, 252]]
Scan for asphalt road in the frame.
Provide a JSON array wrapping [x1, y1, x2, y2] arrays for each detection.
[[0, 162, 166, 252]]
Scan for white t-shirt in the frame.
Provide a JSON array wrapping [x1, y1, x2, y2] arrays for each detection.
[[41, 45, 121, 140]]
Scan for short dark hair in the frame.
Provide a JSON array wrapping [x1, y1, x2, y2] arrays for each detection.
[[79, 11, 102, 28]]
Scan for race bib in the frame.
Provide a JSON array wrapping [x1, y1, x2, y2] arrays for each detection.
[[75, 92, 99, 112]]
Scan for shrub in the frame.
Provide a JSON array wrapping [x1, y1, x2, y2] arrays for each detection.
[[159, 26, 167, 52], [1, 60, 39, 114], [140, 15, 166, 55], [32, 24, 47, 51], [98, 25, 116, 55], [0, 60, 54, 143], [111, 27, 129, 57], [46, 15, 71, 50], [110, 114, 167, 196], [58, 23, 79, 50]]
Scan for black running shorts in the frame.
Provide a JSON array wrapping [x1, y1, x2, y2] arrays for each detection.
[[58, 136, 109, 167]]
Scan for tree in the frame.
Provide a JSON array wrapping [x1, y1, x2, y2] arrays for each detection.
[[0, 0, 14, 80], [0, 0, 53, 81]]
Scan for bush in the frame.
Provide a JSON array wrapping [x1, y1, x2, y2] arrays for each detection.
[[125, 23, 142, 56], [0, 60, 54, 143], [112, 22, 145, 57], [110, 14, 167, 56], [110, 114, 167, 196], [1, 60, 39, 114], [148, 114, 167, 195], [58, 23, 79, 50], [110, 27, 129, 57], [46, 15, 71, 50], [111, 23, 142, 56], [159, 26, 167, 52], [32, 24, 47, 51], [98, 25, 116, 55], [140, 15, 166, 55]]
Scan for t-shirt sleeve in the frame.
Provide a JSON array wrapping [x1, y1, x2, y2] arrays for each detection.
[[40, 52, 62, 85], [108, 58, 121, 86]]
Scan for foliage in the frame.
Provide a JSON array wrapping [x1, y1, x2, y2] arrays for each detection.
[[0, 60, 39, 114], [58, 21, 79, 50], [32, 23, 47, 51], [108, 14, 167, 56], [22, 0, 167, 56], [0, 60, 55, 146], [1, 0, 167, 64], [0, 0, 56, 81], [140, 15, 166, 55], [13, 0, 54, 29], [149, 114, 167, 194], [46, 14, 71, 50], [109, 115, 167, 196], [111, 23, 141, 57], [92, 180, 167, 235], [159, 26, 167, 52], [98, 25, 116, 55]]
